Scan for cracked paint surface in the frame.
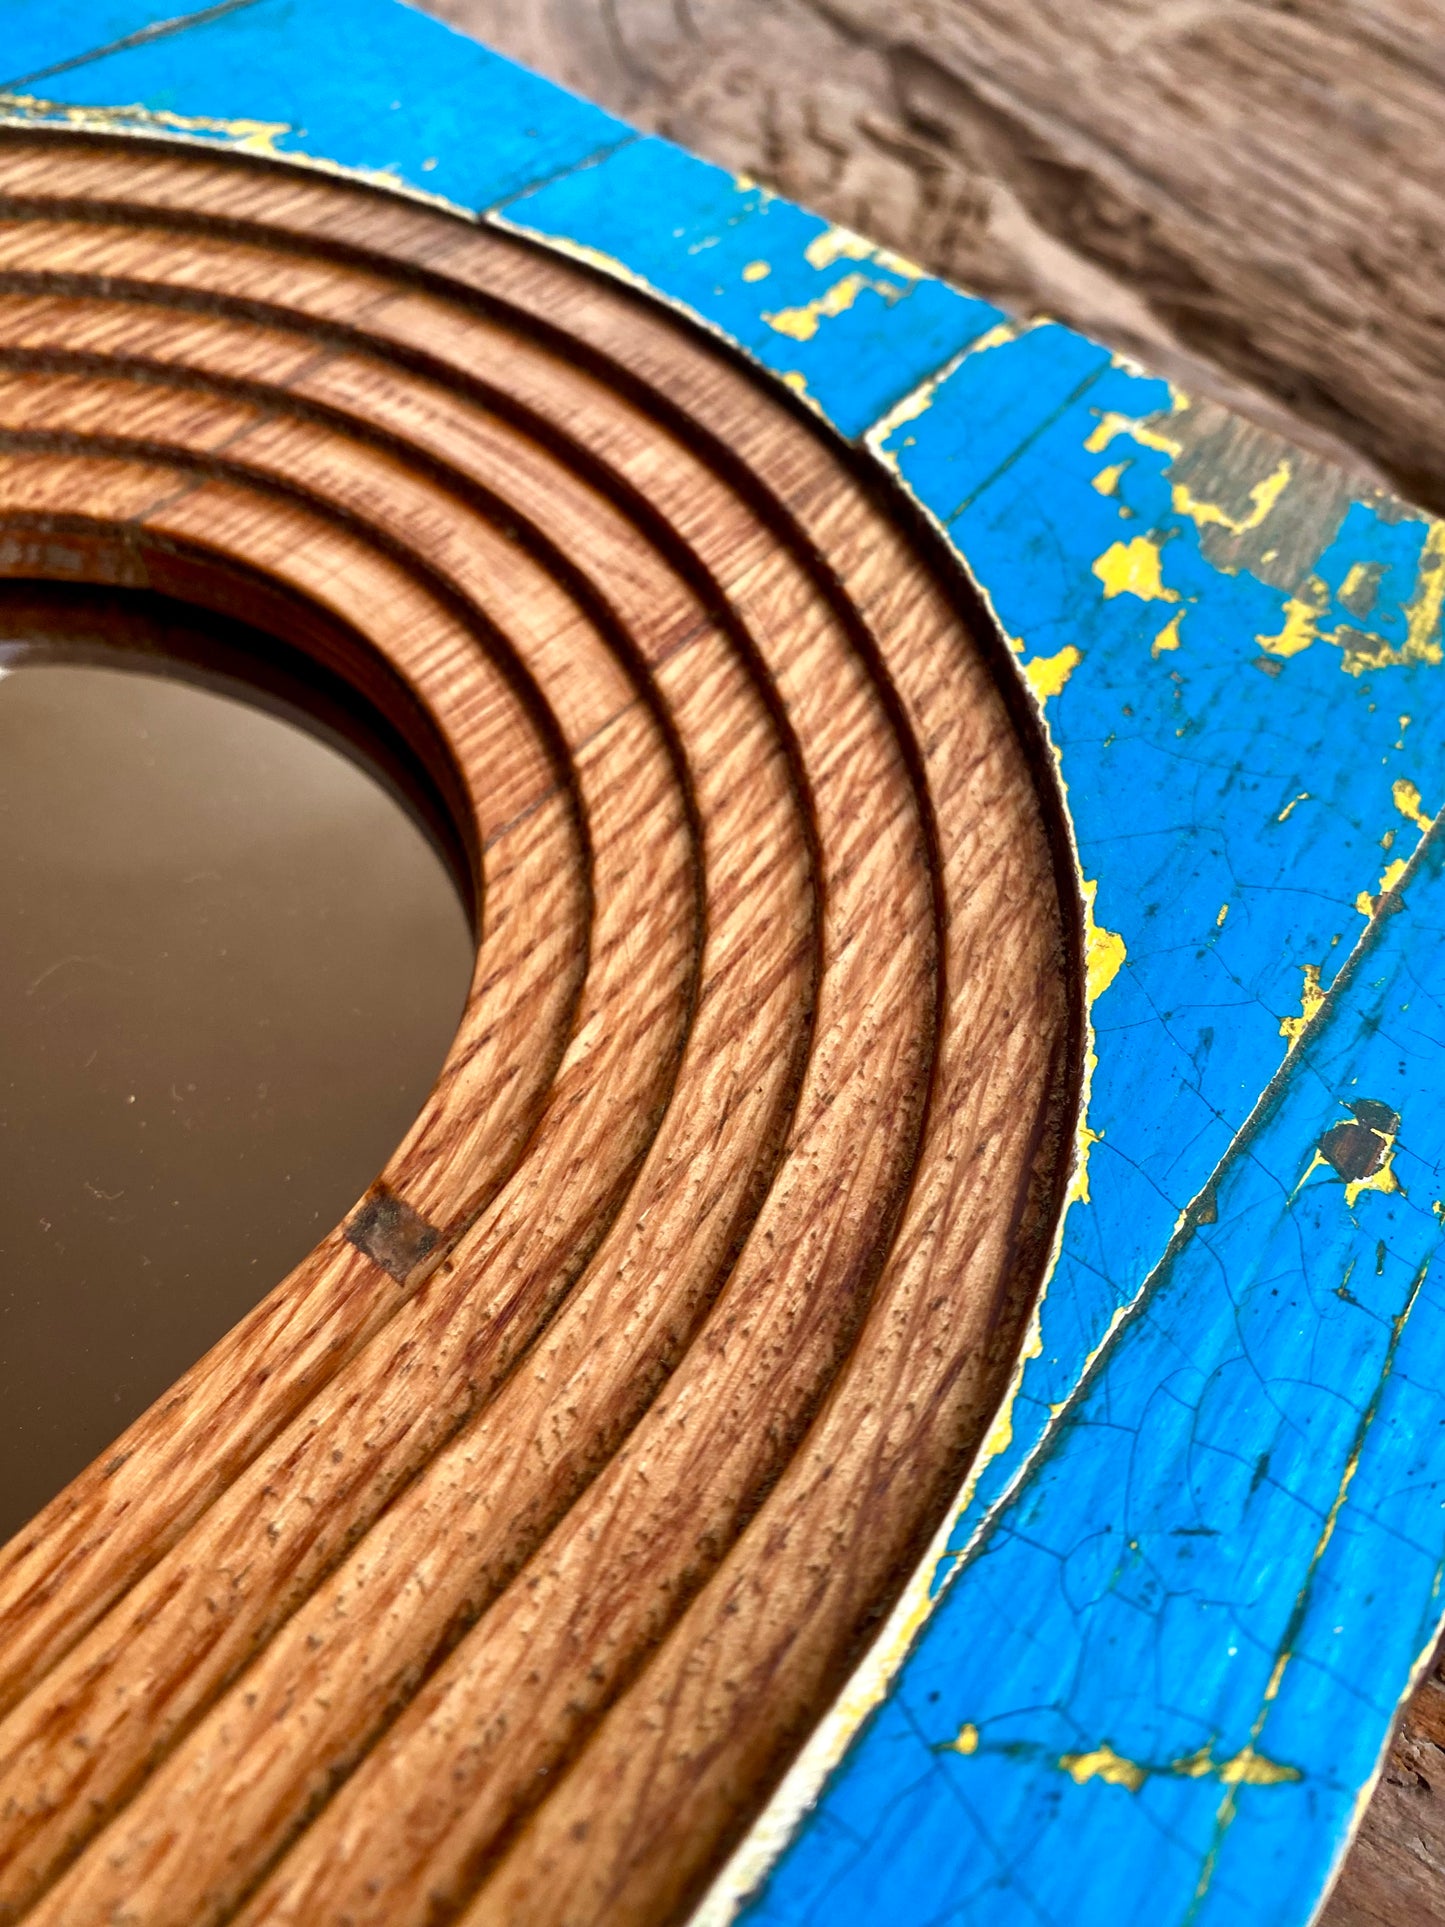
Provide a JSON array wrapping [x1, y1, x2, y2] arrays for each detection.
[[747, 836, 1445, 1924], [733, 330, 1445, 1927], [14, 4, 1445, 1922]]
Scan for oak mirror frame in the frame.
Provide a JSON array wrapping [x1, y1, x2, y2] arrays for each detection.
[[0, 129, 1081, 1927]]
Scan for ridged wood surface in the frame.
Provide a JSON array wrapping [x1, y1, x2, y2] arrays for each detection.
[[0, 132, 1076, 1927]]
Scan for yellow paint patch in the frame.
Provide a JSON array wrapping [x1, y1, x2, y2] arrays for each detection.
[[742, 259, 771, 283], [1219, 1748, 1299, 1786], [964, 319, 1031, 359], [1171, 458, 1291, 538], [1084, 409, 1184, 459], [765, 273, 884, 341], [1082, 878, 1126, 1003], [1057, 1741, 1299, 1796], [977, 1300, 1043, 1461], [1216, 903, 1229, 928], [1152, 610, 1184, 658], [1401, 522, 1445, 661], [1023, 644, 1082, 701], [1070, 1120, 1103, 1209], [0, 91, 291, 154], [765, 225, 928, 337], [1331, 523, 1445, 674], [1393, 778, 1432, 832], [1258, 574, 1330, 658], [1092, 461, 1129, 497], [801, 225, 925, 279], [1340, 560, 1380, 612], [1277, 792, 1310, 822], [873, 246, 925, 280], [1060, 1745, 1148, 1793], [947, 1723, 980, 1756], [1279, 963, 1324, 1049], [1356, 856, 1409, 918], [1093, 536, 1179, 604], [803, 226, 873, 271], [781, 370, 810, 397]]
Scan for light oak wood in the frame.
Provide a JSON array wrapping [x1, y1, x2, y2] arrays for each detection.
[[0, 133, 1076, 1926]]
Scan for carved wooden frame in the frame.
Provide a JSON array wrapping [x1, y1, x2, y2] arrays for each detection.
[[0, 133, 1076, 1926]]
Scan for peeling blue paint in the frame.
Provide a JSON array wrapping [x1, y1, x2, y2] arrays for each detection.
[[750, 825, 1445, 1925], [3, 0, 629, 209]]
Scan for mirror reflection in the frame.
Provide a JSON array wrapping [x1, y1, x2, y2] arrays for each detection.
[[0, 586, 475, 1540]]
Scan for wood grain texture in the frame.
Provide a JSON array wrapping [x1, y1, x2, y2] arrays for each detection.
[[0, 133, 1076, 1926], [1324, 1656, 1445, 1927], [419, 0, 1445, 509]]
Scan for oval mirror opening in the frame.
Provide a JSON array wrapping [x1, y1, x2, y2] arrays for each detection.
[[0, 583, 477, 1540]]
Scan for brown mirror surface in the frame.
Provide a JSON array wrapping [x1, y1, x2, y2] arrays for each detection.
[[0, 584, 475, 1540]]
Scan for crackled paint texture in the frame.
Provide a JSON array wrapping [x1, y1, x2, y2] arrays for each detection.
[[7, 6, 1445, 1923]]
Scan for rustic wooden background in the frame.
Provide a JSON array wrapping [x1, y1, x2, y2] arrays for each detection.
[[416, 3, 1445, 1918]]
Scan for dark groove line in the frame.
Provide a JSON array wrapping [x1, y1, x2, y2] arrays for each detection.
[[0, 0, 264, 92]]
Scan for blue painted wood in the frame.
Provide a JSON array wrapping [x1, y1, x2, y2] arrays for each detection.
[[0, 0, 244, 91], [3, 0, 628, 211], [749, 829, 1445, 1925], [5, 7, 1443, 1921]]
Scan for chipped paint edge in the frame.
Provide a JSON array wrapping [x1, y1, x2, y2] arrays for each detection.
[[0, 87, 492, 209], [491, 210, 847, 424], [0, 87, 639, 222], [697, 791, 1445, 1922]]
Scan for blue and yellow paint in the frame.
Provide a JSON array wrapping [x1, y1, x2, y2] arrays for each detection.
[[6, 5, 1445, 1921]]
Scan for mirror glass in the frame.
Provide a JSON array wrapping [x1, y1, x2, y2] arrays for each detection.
[[0, 584, 475, 1540]]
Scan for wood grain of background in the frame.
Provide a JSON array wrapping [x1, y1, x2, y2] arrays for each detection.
[[420, 0, 1445, 514], [409, 4, 1445, 1918]]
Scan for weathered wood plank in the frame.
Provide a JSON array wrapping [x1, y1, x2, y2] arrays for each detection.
[[1324, 1660, 1445, 1927]]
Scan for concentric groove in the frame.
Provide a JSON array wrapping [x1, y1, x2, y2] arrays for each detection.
[[0, 134, 1078, 1927]]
